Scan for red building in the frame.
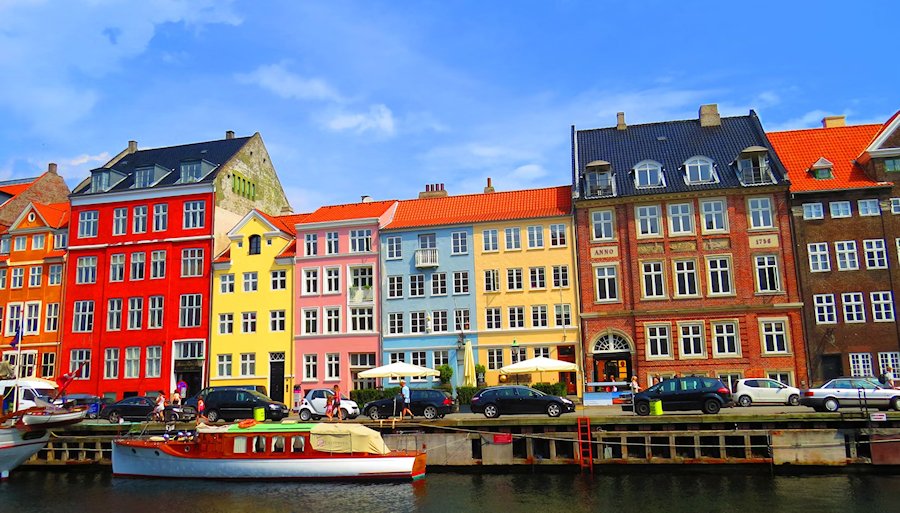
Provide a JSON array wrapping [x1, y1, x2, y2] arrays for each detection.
[[572, 106, 808, 390], [60, 133, 290, 400]]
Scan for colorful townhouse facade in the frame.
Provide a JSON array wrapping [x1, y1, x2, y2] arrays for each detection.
[[769, 113, 900, 382], [60, 133, 290, 400], [572, 105, 808, 390], [210, 209, 305, 404], [293, 200, 397, 395]]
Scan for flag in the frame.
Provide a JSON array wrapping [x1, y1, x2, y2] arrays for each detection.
[[10, 322, 22, 349]]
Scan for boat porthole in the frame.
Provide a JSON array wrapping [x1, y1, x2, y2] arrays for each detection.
[[131, 449, 136, 454], [154, 450, 160, 456], [184, 447, 190, 453]]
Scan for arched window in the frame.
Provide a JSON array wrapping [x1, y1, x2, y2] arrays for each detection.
[[249, 235, 261, 255], [592, 333, 632, 354], [684, 156, 715, 184], [633, 160, 664, 188]]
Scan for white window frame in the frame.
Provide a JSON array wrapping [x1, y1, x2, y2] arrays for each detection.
[[829, 201, 851, 218], [667, 202, 694, 235], [842, 292, 865, 323], [835, 241, 859, 271], [591, 209, 615, 241], [813, 294, 837, 324], [699, 198, 728, 233], [802, 203, 824, 220], [635, 204, 661, 237], [871, 291, 895, 322], [747, 196, 774, 229], [807, 242, 831, 272], [858, 199, 881, 217]]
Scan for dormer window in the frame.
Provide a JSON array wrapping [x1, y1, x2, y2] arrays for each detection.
[[684, 156, 717, 184], [809, 157, 834, 180], [736, 147, 775, 186], [181, 161, 203, 183], [633, 160, 664, 188], [91, 171, 110, 193], [134, 167, 153, 188], [584, 160, 616, 198], [884, 158, 900, 172]]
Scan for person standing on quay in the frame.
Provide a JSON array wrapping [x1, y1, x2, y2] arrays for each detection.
[[399, 380, 413, 420], [332, 384, 344, 422], [630, 376, 641, 394]]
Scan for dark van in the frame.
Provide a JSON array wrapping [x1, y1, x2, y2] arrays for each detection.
[[202, 389, 288, 422]]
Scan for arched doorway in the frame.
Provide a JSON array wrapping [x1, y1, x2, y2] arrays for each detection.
[[591, 332, 634, 385]]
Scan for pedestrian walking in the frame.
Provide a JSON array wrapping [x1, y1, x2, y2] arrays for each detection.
[[332, 384, 344, 422], [399, 380, 413, 420]]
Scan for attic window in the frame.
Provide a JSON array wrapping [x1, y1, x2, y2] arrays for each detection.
[[91, 171, 110, 193], [736, 147, 775, 186], [809, 157, 833, 180], [584, 160, 615, 198], [633, 161, 665, 188], [683, 157, 717, 184], [181, 161, 202, 183], [134, 167, 153, 188], [885, 158, 900, 172]]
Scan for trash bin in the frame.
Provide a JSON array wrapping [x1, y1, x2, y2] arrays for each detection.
[[253, 407, 265, 421], [649, 399, 663, 416]]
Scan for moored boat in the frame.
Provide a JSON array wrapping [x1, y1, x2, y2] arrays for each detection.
[[0, 406, 87, 479], [113, 422, 426, 481]]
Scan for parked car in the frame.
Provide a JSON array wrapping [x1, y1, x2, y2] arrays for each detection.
[[363, 389, 455, 420], [59, 393, 112, 419], [470, 385, 575, 418], [183, 385, 268, 409], [99, 396, 194, 423], [625, 376, 733, 416], [733, 378, 801, 407], [800, 377, 900, 412], [203, 388, 289, 422], [297, 388, 360, 420]]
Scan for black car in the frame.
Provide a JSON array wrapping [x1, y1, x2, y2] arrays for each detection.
[[470, 386, 576, 418], [99, 396, 194, 423], [363, 389, 455, 420], [183, 385, 268, 409], [203, 389, 288, 422], [625, 376, 733, 416]]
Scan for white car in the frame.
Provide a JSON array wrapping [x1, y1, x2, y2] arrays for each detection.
[[733, 378, 801, 407], [297, 388, 360, 420], [800, 377, 900, 412]]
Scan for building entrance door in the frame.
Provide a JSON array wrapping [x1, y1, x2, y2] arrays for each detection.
[[269, 353, 285, 403], [821, 354, 843, 381]]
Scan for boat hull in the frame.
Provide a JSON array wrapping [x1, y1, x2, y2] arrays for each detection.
[[112, 442, 426, 481], [0, 429, 50, 479]]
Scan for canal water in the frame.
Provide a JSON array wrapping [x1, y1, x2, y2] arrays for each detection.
[[3, 470, 899, 513]]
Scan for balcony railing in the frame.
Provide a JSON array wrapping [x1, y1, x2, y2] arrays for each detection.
[[415, 248, 439, 268], [348, 286, 374, 303]]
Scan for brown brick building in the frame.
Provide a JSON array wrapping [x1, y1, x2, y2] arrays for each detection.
[[572, 106, 808, 390]]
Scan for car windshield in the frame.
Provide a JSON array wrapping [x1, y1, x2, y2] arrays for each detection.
[[246, 390, 271, 401]]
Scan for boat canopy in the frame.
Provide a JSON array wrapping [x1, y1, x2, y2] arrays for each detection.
[[310, 423, 391, 455]]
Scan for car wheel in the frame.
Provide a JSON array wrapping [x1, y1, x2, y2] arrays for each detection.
[[891, 397, 900, 412], [788, 394, 800, 406], [483, 404, 500, 418], [634, 402, 651, 416], [299, 409, 312, 421], [823, 398, 840, 412], [367, 406, 381, 420], [206, 409, 220, 422], [738, 395, 752, 408], [165, 411, 179, 423], [702, 399, 721, 414], [546, 403, 562, 418], [107, 411, 120, 424], [423, 406, 438, 420]]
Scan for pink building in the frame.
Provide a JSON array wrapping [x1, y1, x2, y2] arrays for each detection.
[[293, 199, 397, 394]]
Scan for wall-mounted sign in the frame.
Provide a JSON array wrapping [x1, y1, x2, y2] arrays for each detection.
[[749, 234, 779, 249], [591, 246, 619, 259]]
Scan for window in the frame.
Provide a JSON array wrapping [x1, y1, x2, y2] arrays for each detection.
[[0, 239, 8, 254], [814, 294, 836, 324], [303, 269, 319, 295], [482, 229, 498, 252], [112, 208, 127, 236], [48, 264, 62, 285], [871, 291, 895, 322], [550, 224, 567, 247], [483, 269, 499, 293], [387, 276, 403, 299], [432, 273, 447, 296], [507, 268, 523, 291], [240, 353, 256, 376], [41, 352, 55, 378], [76, 256, 97, 284], [410, 311, 427, 333], [641, 261, 665, 298], [892, 198, 900, 215], [554, 304, 572, 327], [807, 243, 831, 272], [668, 203, 694, 235], [324, 267, 340, 293], [886, 159, 900, 172], [109, 253, 125, 282], [350, 307, 373, 332], [685, 157, 715, 184], [738, 153, 772, 184], [326, 353, 340, 380], [552, 265, 569, 288], [879, 352, 900, 375], [153, 204, 167, 231], [0, 268, 6, 288], [700, 199, 727, 233], [72, 301, 94, 332], [431, 310, 448, 332], [181, 248, 204, 277], [349, 229, 371, 253], [303, 309, 318, 335], [432, 350, 449, 370], [534, 347, 550, 359], [28, 266, 42, 288], [247, 234, 262, 255], [130, 252, 145, 280], [125, 347, 140, 379], [24, 302, 39, 334], [835, 241, 859, 270], [69, 349, 91, 379], [219, 313, 234, 334], [409, 274, 425, 297], [511, 346, 526, 364], [748, 197, 773, 229], [712, 322, 739, 356], [508, 306, 525, 328], [529, 267, 546, 289], [452, 232, 468, 254], [761, 320, 788, 354], [220, 274, 235, 293], [591, 210, 614, 240], [13, 236, 25, 251], [385, 236, 402, 259], [830, 201, 851, 218], [217, 354, 232, 377], [104, 348, 119, 379], [304, 354, 318, 380], [454, 309, 470, 331], [388, 312, 403, 334], [133, 205, 147, 233], [842, 292, 865, 323], [325, 307, 340, 333], [183, 201, 206, 229], [487, 349, 504, 370], [595, 265, 618, 302], [636, 205, 661, 236], [585, 170, 615, 197], [269, 310, 286, 332], [181, 161, 203, 182], [179, 294, 202, 328], [327, 232, 340, 255], [849, 353, 873, 377], [11, 268, 23, 289], [858, 199, 881, 216], [505, 227, 521, 250], [706, 256, 732, 295], [531, 305, 548, 327], [486, 308, 501, 330], [418, 233, 436, 250], [5, 304, 21, 336], [754, 255, 780, 293], [864, 239, 887, 269], [802, 203, 824, 220], [127, 297, 143, 330], [305, 234, 318, 256], [107, 299, 122, 331], [32, 234, 44, 250], [646, 324, 671, 358], [241, 312, 257, 333], [45, 303, 59, 332], [673, 260, 698, 297], [453, 271, 469, 294], [679, 323, 705, 357], [634, 161, 664, 188], [243, 272, 258, 292]]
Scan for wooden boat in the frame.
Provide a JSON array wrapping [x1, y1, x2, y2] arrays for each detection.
[[113, 422, 426, 480], [0, 406, 87, 479]]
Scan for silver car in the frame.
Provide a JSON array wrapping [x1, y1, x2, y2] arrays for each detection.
[[799, 377, 900, 412]]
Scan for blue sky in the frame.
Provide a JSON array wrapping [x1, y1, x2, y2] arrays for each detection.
[[0, 0, 897, 212]]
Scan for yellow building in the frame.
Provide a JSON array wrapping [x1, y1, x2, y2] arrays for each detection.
[[210, 210, 304, 406], [472, 186, 583, 396]]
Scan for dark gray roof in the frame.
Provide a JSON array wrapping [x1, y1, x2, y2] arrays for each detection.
[[72, 136, 251, 196], [573, 111, 789, 199]]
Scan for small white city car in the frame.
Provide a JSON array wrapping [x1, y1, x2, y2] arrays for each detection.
[[733, 378, 801, 407], [297, 388, 360, 420]]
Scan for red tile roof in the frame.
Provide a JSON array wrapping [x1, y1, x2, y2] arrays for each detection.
[[767, 124, 885, 192], [272, 213, 310, 233], [214, 248, 231, 263], [276, 239, 297, 259], [300, 200, 397, 224], [0, 181, 35, 197], [32, 202, 70, 228], [385, 186, 572, 229]]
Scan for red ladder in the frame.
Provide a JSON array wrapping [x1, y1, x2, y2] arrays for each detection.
[[577, 416, 593, 473]]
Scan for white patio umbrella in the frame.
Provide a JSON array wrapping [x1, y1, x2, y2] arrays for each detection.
[[500, 356, 577, 383], [358, 361, 440, 379]]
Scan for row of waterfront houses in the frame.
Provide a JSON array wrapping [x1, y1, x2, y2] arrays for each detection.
[[2, 105, 900, 406]]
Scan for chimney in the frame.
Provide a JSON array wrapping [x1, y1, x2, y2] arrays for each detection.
[[360, 195, 373, 203], [127, 140, 138, 154], [483, 177, 495, 194], [279, 205, 293, 214], [699, 104, 721, 127], [418, 183, 449, 199], [616, 112, 627, 131], [822, 115, 846, 128], [226, 130, 235, 139], [47, 163, 58, 175]]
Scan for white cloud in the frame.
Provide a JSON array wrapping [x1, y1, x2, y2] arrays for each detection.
[[236, 63, 342, 102], [765, 109, 833, 132], [325, 104, 396, 136]]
